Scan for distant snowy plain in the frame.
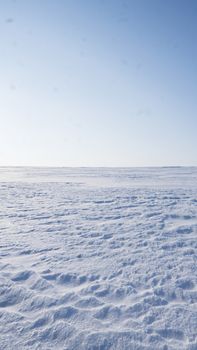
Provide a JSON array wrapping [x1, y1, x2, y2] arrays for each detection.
[[0, 167, 197, 350]]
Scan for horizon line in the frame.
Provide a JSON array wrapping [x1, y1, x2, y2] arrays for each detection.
[[0, 165, 196, 169]]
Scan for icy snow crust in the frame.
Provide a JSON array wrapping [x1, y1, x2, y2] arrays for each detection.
[[0, 167, 197, 350]]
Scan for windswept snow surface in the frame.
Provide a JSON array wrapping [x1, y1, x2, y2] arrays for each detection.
[[0, 167, 197, 350]]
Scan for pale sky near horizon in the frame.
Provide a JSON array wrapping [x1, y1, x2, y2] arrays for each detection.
[[0, 0, 197, 166]]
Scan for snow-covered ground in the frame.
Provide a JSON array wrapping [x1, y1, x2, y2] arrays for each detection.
[[0, 167, 197, 350]]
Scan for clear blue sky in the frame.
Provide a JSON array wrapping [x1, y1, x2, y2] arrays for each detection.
[[0, 0, 196, 166]]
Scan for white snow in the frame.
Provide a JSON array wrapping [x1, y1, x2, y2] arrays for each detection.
[[0, 167, 197, 350]]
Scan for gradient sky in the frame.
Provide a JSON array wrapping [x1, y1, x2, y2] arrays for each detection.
[[0, 0, 197, 166]]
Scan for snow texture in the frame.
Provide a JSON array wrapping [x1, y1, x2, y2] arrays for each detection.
[[0, 167, 197, 350]]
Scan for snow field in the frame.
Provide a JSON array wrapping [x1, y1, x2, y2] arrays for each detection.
[[0, 167, 197, 349]]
